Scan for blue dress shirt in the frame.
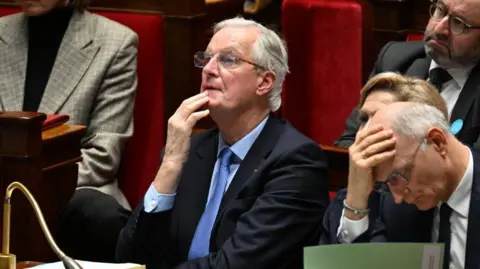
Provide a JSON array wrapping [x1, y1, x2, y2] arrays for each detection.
[[144, 115, 269, 213]]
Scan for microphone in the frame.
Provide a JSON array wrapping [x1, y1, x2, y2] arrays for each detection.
[[0, 182, 83, 269]]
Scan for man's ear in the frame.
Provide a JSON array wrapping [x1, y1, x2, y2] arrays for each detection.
[[256, 71, 275, 97], [426, 127, 448, 156]]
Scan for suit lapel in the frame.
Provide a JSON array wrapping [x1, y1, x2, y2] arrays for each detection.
[[465, 150, 480, 269], [38, 11, 98, 114], [0, 14, 28, 111], [450, 63, 480, 126], [405, 57, 430, 79], [175, 131, 218, 260], [212, 116, 285, 230]]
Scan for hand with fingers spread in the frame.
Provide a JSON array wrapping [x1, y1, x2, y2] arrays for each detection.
[[153, 92, 210, 194], [344, 124, 396, 220]]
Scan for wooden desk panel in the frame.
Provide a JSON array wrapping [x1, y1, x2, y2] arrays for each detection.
[[17, 261, 41, 269], [0, 113, 86, 262]]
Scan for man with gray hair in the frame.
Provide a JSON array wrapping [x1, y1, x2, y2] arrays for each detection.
[[322, 102, 480, 269], [116, 17, 329, 269]]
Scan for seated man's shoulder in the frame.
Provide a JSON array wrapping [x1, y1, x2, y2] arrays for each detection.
[[189, 120, 325, 161], [383, 40, 425, 51], [378, 40, 426, 71], [272, 120, 326, 160]]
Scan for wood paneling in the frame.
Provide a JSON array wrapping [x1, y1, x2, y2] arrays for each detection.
[[365, 0, 430, 76], [0, 1, 14, 7], [320, 145, 349, 191], [162, 0, 211, 130], [0, 112, 85, 262]]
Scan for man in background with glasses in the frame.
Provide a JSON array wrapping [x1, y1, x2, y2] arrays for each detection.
[[323, 102, 480, 269], [116, 17, 330, 269], [335, 0, 480, 151]]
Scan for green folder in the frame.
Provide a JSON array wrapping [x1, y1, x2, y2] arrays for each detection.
[[304, 243, 444, 269]]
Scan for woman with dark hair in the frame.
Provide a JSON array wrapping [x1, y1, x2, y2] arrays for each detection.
[[0, 0, 138, 262]]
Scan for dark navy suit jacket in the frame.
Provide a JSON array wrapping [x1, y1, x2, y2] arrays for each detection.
[[116, 116, 330, 269]]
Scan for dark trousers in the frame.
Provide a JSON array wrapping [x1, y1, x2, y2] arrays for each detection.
[[57, 189, 131, 262]]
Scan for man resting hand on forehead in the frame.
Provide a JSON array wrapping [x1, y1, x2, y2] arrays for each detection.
[[322, 102, 480, 269]]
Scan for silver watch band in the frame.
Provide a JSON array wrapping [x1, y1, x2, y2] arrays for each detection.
[[343, 199, 370, 215]]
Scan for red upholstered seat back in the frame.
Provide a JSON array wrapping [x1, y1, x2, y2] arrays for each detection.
[[407, 33, 424, 41], [0, 6, 18, 16], [282, 0, 362, 145], [0, 7, 165, 207]]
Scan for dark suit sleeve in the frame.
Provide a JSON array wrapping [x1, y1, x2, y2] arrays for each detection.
[[333, 41, 396, 148], [175, 142, 330, 269], [319, 188, 387, 244], [116, 202, 173, 268], [319, 189, 346, 244], [116, 148, 171, 268]]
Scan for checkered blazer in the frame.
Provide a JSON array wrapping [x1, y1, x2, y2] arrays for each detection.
[[0, 10, 139, 210]]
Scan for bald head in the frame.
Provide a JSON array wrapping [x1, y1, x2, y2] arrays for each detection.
[[368, 102, 470, 210], [368, 102, 450, 140]]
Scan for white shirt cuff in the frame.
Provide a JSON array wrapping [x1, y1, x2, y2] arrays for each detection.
[[143, 184, 176, 213], [336, 208, 369, 243]]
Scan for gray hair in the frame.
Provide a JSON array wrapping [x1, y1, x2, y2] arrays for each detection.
[[213, 17, 289, 112], [390, 103, 450, 141]]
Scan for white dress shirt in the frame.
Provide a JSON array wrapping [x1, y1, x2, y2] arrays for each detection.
[[429, 61, 474, 119], [338, 149, 473, 269]]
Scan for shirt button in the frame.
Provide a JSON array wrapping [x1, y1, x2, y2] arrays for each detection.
[[343, 230, 349, 236], [149, 200, 157, 208]]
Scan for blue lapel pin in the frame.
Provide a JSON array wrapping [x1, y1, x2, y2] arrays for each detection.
[[450, 119, 463, 135]]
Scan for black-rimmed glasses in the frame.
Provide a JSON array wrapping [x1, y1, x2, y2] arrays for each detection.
[[429, 0, 480, 35]]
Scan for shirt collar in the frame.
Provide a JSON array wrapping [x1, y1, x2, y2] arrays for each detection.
[[444, 148, 473, 218], [429, 60, 475, 90], [217, 115, 269, 161]]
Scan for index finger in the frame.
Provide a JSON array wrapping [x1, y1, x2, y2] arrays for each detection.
[[176, 95, 209, 120]]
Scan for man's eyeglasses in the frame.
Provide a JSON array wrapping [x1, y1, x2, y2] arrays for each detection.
[[377, 138, 426, 192], [429, 0, 480, 35], [193, 51, 264, 70]]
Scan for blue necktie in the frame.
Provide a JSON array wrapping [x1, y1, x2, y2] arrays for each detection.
[[188, 147, 234, 259]]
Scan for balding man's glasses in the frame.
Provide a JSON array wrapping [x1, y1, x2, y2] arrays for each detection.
[[193, 51, 264, 70], [429, 0, 480, 35], [377, 138, 426, 192]]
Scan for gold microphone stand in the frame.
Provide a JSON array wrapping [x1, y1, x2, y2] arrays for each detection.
[[0, 182, 82, 269]]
